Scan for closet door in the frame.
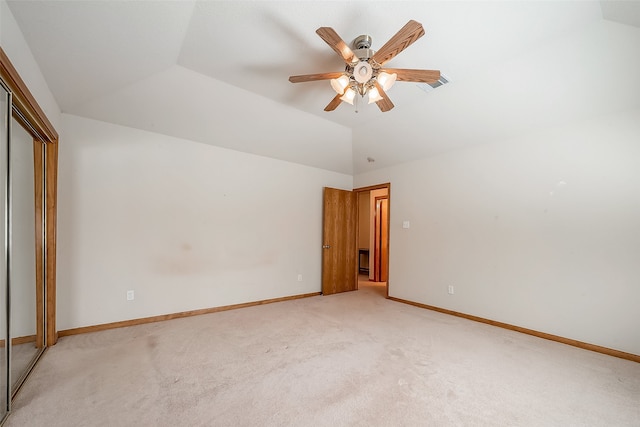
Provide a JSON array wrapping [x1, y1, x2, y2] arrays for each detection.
[[0, 78, 10, 422], [0, 48, 58, 417], [9, 117, 43, 396]]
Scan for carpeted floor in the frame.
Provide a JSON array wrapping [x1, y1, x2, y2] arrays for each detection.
[[5, 280, 640, 426], [11, 341, 43, 392]]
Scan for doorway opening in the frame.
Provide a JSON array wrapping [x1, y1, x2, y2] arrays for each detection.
[[320, 183, 390, 297], [354, 184, 390, 297]]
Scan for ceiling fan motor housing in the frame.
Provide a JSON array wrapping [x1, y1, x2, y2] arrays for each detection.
[[354, 34, 372, 49], [352, 34, 374, 61]]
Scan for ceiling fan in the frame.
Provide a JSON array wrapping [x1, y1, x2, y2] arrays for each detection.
[[289, 20, 440, 112]]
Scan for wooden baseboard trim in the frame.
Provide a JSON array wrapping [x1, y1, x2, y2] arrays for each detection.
[[387, 296, 640, 364], [13, 335, 37, 345], [58, 292, 322, 338], [0, 335, 38, 347]]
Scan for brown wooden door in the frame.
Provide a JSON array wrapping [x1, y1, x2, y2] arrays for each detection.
[[322, 187, 357, 295]]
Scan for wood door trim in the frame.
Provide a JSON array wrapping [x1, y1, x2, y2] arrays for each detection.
[[354, 183, 391, 193], [388, 296, 640, 363], [1, 47, 59, 346], [33, 141, 45, 348], [354, 183, 391, 297], [0, 48, 57, 142], [374, 196, 389, 282], [373, 196, 384, 282], [45, 142, 58, 345]]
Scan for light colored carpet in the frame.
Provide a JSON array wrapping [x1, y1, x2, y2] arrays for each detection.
[[6, 280, 640, 426], [11, 342, 43, 391]]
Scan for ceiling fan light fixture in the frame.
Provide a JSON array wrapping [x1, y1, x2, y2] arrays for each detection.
[[368, 87, 383, 104], [289, 20, 438, 113], [330, 75, 350, 94], [378, 71, 397, 91], [340, 87, 356, 105], [353, 61, 373, 84]]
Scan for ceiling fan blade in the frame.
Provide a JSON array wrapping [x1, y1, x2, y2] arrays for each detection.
[[324, 94, 342, 111], [374, 81, 394, 112], [371, 20, 425, 66], [289, 72, 344, 83], [381, 68, 440, 83], [316, 27, 355, 63]]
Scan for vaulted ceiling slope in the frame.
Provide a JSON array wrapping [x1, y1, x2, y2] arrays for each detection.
[[7, 1, 640, 175]]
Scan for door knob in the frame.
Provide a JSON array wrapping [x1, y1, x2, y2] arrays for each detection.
[[323, 245, 331, 249]]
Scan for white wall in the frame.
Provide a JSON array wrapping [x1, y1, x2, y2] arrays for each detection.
[[57, 114, 352, 330], [354, 108, 640, 355], [0, 0, 61, 129]]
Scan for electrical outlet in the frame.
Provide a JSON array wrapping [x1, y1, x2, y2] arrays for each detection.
[[448, 286, 454, 295], [127, 290, 135, 301], [297, 274, 303, 282]]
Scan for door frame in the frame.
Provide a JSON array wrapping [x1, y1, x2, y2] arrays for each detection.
[[354, 183, 391, 297], [0, 48, 58, 346], [374, 195, 389, 283], [1, 47, 59, 411]]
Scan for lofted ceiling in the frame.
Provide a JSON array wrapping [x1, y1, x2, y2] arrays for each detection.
[[6, 1, 640, 175]]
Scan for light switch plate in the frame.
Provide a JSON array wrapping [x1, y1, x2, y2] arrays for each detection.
[[402, 220, 410, 229]]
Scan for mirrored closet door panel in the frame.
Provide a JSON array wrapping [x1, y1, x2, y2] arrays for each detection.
[[0, 79, 9, 421], [0, 47, 58, 421], [9, 116, 43, 395]]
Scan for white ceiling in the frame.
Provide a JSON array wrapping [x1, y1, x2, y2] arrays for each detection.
[[7, 1, 640, 175]]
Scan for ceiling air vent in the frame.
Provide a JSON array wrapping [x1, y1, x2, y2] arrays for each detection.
[[416, 75, 450, 93]]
